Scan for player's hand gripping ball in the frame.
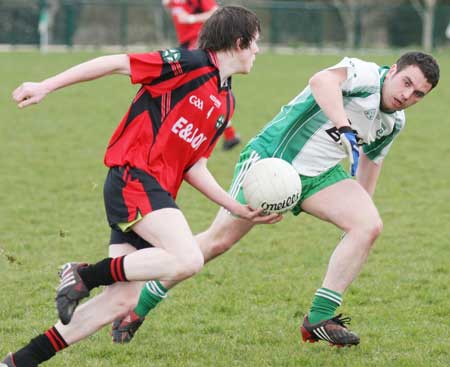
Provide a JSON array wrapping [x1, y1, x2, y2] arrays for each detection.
[[242, 158, 302, 214]]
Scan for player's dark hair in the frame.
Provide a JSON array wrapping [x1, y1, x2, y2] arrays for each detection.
[[198, 6, 260, 51], [395, 51, 440, 89]]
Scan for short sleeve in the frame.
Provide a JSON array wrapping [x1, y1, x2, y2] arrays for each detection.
[[363, 111, 406, 163], [328, 57, 380, 96], [129, 52, 164, 85], [365, 142, 393, 164]]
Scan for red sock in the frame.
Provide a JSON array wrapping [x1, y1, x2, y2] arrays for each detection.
[[224, 126, 237, 140]]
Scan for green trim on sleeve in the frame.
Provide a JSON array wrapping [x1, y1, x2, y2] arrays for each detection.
[[363, 120, 402, 161]]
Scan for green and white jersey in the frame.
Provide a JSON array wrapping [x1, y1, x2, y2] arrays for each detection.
[[248, 57, 406, 177]]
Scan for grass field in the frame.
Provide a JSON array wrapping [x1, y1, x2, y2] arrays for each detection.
[[0, 50, 449, 367]]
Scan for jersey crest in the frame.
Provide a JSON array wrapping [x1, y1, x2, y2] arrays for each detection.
[[161, 48, 181, 63], [215, 115, 225, 129], [364, 108, 377, 120]]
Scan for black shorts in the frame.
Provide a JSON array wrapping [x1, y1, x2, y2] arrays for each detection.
[[104, 166, 179, 231], [109, 227, 154, 250]]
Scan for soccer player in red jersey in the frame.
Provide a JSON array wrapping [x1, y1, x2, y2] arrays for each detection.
[[162, 0, 218, 50], [5, 6, 279, 367], [162, 0, 242, 150]]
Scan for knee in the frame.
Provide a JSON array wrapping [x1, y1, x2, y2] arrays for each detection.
[[175, 251, 204, 280], [372, 217, 383, 239], [103, 285, 140, 316], [361, 216, 383, 244], [347, 215, 383, 245]]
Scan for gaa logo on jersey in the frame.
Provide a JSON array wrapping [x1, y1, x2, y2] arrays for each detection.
[[161, 48, 181, 63], [364, 109, 377, 120], [215, 115, 226, 129]]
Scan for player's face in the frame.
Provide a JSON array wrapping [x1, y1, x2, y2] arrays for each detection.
[[235, 33, 260, 74], [381, 64, 432, 112]]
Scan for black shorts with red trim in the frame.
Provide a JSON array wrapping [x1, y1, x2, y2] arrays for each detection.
[[104, 165, 179, 235]]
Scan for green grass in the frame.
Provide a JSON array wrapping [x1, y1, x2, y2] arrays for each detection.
[[1, 50, 449, 367]]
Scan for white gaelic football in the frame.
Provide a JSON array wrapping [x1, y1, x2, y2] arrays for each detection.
[[242, 158, 302, 214]]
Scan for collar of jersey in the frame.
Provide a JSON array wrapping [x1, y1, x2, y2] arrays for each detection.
[[206, 49, 232, 92]]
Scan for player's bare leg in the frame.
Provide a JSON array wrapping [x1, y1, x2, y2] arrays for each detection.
[[124, 208, 204, 281], [57, 279, 143, 344], [57, 208, 204, 325], [158, 207, 256, 289], [299, 178, 382, 346], [112, 208, 256, 343], [302, 179, 382, 293], [2, 244, 143, 366], [57, 244, 142, 344], [58, 208, 204, 344]]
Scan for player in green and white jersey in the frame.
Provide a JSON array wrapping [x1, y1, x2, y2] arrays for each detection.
[[249, 57, 404, 177], [111, 52, 439, 347]]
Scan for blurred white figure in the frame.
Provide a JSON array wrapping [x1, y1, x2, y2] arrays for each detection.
[[38, 5, 49, 52], [38, 0, 59, 53]]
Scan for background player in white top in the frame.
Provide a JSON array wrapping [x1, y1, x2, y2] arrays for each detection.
[[112, 52, 439, 347]]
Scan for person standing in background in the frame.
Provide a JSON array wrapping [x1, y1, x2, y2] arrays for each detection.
[[163, 0, 241, 151]]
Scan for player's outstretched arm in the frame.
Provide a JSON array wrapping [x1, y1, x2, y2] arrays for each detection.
[[309, 67, 349, 129], [184, 158, 282, 224], [309, 67, 360, 175], [12, 54, 130, 109]]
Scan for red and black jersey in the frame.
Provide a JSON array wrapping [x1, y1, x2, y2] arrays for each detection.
[[104, 48, 235, 199], [166, 0, 217, 48]]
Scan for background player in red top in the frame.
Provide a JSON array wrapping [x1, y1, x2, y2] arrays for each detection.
[[163, 0, 242, 151], [4, 6, 280, 367]]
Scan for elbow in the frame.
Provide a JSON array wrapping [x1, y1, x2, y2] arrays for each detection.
[[308, 71, 330, 95], [103, 54, 130, 75], [309, 70, 341, 93], [308, 72, 322, 90]]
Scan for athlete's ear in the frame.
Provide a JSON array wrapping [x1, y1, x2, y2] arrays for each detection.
[[387, 63, 398, 78], [235, 37, 244, 51]]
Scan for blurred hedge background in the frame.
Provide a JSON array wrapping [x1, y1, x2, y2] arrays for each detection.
[[1, 0, 449, 51]]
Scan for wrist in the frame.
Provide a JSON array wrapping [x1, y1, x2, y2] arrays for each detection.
[[334, 117, 352, 131], [338, 119, 353, 134], [41, 78, 58, 93], [338, 126, 353, 134], [221, 197, 239, 214]]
